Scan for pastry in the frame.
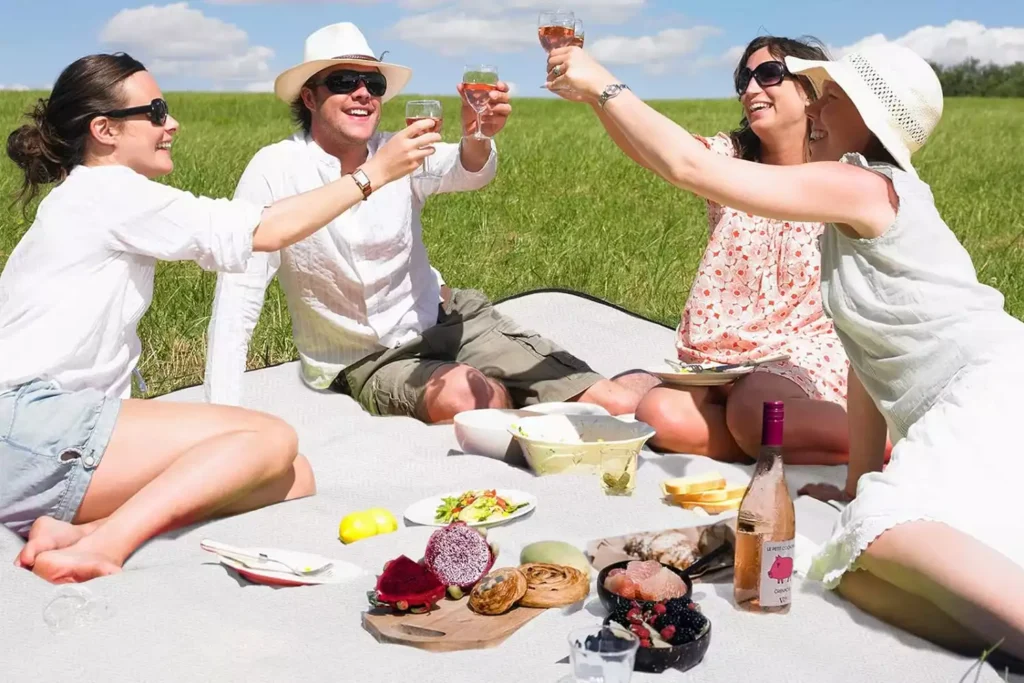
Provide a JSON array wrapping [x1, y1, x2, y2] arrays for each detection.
[[518, 563, 590, 608], [468, 567, 528, 615], [623, 530, 700, 570]]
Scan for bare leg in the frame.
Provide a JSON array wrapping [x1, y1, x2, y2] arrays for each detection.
[[635, 386, 748, 461], [573, 379, 643, 416], [837, 569, 986, 656], [421, 364, 512, 424], [23, 400, 316, 583], [611, 370, 662, 398], [839, 521, 1024, 660], [725, 372, 849, 465]]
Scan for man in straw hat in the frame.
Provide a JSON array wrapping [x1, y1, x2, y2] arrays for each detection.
[[204, 23, 640, 423]]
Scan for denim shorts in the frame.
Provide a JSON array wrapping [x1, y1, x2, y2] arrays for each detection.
[[0, 379, 122, 537]]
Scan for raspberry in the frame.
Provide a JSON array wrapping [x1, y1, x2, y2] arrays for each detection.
[[626, 607, 642, 624], [660, 625, 676, 641], [653, 602, 667, 615]]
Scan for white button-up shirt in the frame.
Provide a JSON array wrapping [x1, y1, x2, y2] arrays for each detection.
[[0, 164, 261, 397], [203, 131, 497, 406]]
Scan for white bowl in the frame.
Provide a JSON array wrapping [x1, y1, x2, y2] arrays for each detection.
[[507, 414, 656, 476], [522, 402, 611, 417], [453, 408, 534, 461]]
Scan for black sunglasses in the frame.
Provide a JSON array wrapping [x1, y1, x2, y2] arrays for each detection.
[[314, 70, 388, 98], [735, 61, 791, 95], [99, 98, 169, 126]]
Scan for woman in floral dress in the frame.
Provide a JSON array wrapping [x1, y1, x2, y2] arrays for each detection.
[[614, 37, 855, 464]]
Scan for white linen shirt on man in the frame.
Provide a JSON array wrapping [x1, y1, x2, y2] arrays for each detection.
[[203, 131, 497, 406], [0, 164, 262, 398]]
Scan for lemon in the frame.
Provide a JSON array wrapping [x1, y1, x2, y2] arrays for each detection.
[[366, 508, 398, 534], [338, 512, 378, 544]]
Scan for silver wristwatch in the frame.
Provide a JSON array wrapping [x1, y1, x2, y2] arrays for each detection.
[[598, 83, 630, 108]]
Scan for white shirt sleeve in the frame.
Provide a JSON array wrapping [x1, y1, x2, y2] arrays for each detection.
[[203, 158, 280, 406], [104, 170, 264, 273], [413, 139, 497, 202]]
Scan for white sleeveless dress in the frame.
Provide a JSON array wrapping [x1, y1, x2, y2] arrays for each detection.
[[806, 154, 1024, 587]]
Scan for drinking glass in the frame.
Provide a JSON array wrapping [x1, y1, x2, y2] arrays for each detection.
[[404, 100, 443, 135], [572, 19, 586, 48], [599, 449, 637, 496], [567, 625, 639, 683], [538, 10, 576, 52], [462, 65, 498, 140]]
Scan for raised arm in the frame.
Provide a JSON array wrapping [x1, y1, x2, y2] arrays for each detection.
[[546, 48, 897, 238], [107, 120, 442, 268], [589, 101, 655, 171]]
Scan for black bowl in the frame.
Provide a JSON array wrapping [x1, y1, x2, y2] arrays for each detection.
[[596, 560, 694, 614], [603, 614, 712, 674]]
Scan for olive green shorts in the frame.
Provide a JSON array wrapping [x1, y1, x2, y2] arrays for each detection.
[[329, 289, 604, 418]]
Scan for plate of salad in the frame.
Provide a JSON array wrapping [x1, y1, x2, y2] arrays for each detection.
[[403, 489, 537, 528]]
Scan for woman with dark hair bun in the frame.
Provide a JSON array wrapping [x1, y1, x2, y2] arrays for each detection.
[[0, 53, 440, 583]]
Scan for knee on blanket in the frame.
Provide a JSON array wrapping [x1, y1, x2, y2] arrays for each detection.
[[421, 365, 512, 423]]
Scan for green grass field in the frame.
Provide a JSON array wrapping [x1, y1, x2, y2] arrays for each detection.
[[2, 93, 1022, 397]]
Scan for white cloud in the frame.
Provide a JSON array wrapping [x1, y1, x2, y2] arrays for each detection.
[[100, 3, 275, 84], [505, 81, 518, 96], [392, 12, 538, 55], [0, 84, 31, 91], [835, 20, 1024, 67], [589, 26, 721, 73], [245, 80, 275, 92]]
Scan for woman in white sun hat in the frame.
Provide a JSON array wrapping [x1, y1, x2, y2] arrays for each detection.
[[546, 42, 1024, 661]]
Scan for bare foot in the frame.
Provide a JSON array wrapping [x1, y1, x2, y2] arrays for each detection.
[[15, 517, 97, 569], [31, 547, 123, 584]]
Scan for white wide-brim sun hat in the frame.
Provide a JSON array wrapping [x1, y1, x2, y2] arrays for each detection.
[[274, 22, 412, 104], [786, 43, 944, 178]]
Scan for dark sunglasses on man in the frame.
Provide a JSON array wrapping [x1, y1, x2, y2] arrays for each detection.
[[313, 70, 388, 98], [99, 98, 169, 126], [735, 61, 792, 95]]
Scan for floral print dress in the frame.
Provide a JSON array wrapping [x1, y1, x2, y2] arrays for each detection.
[[675, 133, 849, 407]]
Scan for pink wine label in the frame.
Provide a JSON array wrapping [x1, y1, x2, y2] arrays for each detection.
[[760, 538, 795, 607]]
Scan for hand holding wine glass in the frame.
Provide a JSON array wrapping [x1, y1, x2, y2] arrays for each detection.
[[546, 46, 618, 102], [405, 100, 443, 135], [459, 65, 511, 140]]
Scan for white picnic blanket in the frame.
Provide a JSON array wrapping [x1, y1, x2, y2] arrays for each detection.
[[0, 291, 1013, 682]]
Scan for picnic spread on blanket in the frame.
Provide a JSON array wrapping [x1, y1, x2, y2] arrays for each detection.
[[194, 394, 798, 679]]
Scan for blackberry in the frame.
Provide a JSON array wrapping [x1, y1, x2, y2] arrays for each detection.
[[674, 627, 698, 644], [663, 601, 708, 633]]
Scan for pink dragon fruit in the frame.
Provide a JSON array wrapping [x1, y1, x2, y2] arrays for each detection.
[[368, 555, 446, 613], [423, 522, 495, 591]]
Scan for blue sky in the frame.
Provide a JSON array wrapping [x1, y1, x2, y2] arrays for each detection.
[[1, 1, 1021, 99]]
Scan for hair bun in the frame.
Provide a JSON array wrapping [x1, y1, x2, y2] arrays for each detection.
[[6, 98, 66, 199]]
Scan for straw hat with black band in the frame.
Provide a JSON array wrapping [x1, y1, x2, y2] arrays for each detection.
[[274, 22, 412, 104]]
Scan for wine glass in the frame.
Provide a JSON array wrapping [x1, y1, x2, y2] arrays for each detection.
[[462, 65, 498, 140], [572, 19, 585, 48], [404, 100, 443, 135], [538, 10, 576, 52]]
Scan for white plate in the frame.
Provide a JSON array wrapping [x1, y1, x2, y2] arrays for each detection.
[[403, 489, 537, 528], [650, 366, 755, 387], [213, 551, 365, 587]]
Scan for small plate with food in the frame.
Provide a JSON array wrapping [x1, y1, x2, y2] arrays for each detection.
[[404, 488, 537, 528]]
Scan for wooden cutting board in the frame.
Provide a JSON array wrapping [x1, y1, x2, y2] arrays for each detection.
[[362, 598, 547, 652]]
